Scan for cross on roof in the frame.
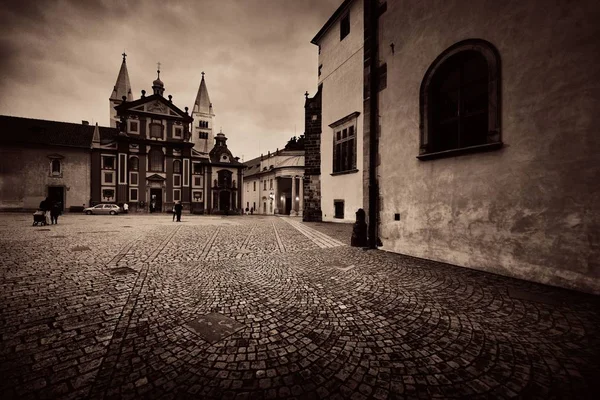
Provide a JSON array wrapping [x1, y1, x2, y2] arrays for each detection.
[[201, 71, 205, 78], [157, 62, 161, 71], [122, 51, 127, 61]]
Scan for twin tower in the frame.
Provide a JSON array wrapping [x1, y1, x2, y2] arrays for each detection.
[[108, 54, 215, 152]]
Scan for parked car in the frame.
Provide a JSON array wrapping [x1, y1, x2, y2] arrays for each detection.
[[83, 204, 121, 215]]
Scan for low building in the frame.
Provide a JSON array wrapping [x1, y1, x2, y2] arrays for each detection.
[[0, 116, 115, 212], [243, 148, 305, 215]]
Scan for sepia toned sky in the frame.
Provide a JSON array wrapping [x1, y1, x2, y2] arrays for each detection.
[[0, 0, 340, 160]]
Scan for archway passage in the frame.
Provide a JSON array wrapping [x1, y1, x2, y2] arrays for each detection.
[[219, 191, 231, 212]]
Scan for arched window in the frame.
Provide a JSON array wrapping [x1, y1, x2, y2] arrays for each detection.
[[419, 39, 501, 159], [51, 159, 61, 174], [129, 157, 139, 171], [149, 149, 164, 172], [173, 160, 182, 174]]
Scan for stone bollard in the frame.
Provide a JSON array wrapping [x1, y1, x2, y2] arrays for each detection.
[[351, 208, 368, 247]]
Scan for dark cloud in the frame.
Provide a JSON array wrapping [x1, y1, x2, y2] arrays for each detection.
[[0, 0, 342, 159]]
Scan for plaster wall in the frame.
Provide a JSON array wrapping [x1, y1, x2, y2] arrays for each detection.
[[0, 146, 90, 210], [377, 0, 600, 293], [318, 0, 364, 222]]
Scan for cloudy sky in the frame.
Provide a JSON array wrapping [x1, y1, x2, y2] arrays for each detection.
[[0, 0, 340, 160]]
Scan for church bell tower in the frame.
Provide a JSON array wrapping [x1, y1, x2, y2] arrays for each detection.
[[191, 72, 215, 152]]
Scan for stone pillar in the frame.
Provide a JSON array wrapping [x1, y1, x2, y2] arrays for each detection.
[[298, 175, 304, 215], [291, 176, 297, 216], [273, 177, 279, 214]]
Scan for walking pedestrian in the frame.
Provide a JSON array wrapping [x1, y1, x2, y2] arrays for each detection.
[[123, 202, 129, 214], [172, 204, 176, 221], [175, 201, 183, 222], [50, 201, 61, 225]]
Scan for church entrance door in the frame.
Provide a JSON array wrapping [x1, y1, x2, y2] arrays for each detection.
[[219, 191, 230, 213], [150, 188, 162, 212], [48, 186, 64, 211]]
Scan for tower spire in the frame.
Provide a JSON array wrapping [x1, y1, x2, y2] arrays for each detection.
[[194, 72, 213, 115], [109, 52, 133, 128], [110, 53, 133, 101]]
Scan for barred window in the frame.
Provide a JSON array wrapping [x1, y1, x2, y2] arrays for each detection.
[[149, 149, 164, 172], [129, 157, 139, 171], [419, 39, 501, 159], [333, 125, 356, 173], [173, 160, 182, 174], [150, 122, 163, 139]]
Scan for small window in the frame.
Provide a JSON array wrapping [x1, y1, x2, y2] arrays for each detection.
[[130, 188, 138, 202], [150, 122, 163, 139], [173, 189, 181, 201], [334, 200, 344, 219], [340, 13, 350, 41], [263, 180, 267, 190], [269, 179, 273, 190], [173, 160, 182, 174], [173, 126, 183, 138], [129, 120, 139, 133], [104, 172, 113, 184], [253, 182, 256, 191], [199, 132, 208, 139], [173, 175, 181, 187], [193, 163, 202, 174], [51, 159, 61, 175], [129, 157, 139, 171], [194, 176, 202, 187], [102, 156, 115, 169]]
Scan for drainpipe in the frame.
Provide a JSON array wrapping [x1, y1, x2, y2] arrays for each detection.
[[368, 0, 379, 249]]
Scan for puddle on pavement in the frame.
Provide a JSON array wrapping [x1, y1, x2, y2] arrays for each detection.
[[71, 246, 91, 252], [186, 313, 245, 344]]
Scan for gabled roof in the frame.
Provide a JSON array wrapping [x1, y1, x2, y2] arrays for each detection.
[[114, 93, 193, 122], [311, 0, 354, 45], [110, 57, 133, 101], [193, 74, 213, 115], [0, 115, 118, 149]]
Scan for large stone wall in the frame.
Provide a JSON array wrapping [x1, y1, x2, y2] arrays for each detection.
[[376, 0, 600, 293], [0, 145, 90, 211]]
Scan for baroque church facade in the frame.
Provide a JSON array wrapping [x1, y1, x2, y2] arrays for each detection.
[[0, 54, 243, 214]]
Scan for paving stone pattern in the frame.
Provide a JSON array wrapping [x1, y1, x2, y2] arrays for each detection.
[[1, 213, 599, 399]]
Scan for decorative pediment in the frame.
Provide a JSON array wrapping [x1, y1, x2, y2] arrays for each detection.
[[146, 174, 166, 181], [146, 100, 168, 115]]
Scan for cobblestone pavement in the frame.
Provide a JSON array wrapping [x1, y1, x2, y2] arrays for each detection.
[[1, 213, 599, 399]]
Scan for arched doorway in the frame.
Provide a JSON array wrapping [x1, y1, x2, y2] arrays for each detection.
[[219, 191, 231, 213]]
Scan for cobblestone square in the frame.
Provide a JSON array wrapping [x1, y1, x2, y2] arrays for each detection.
[[1, 213, 599, 399]]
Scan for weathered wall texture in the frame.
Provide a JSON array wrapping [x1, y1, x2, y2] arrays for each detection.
[[303, 87, 323, 222], [377, 0, 600, 293], [318, 0, 364, 223], [0, 145, 90, 210]]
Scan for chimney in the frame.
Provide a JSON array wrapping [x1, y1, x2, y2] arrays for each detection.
[[82, 120, 89, 125]]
